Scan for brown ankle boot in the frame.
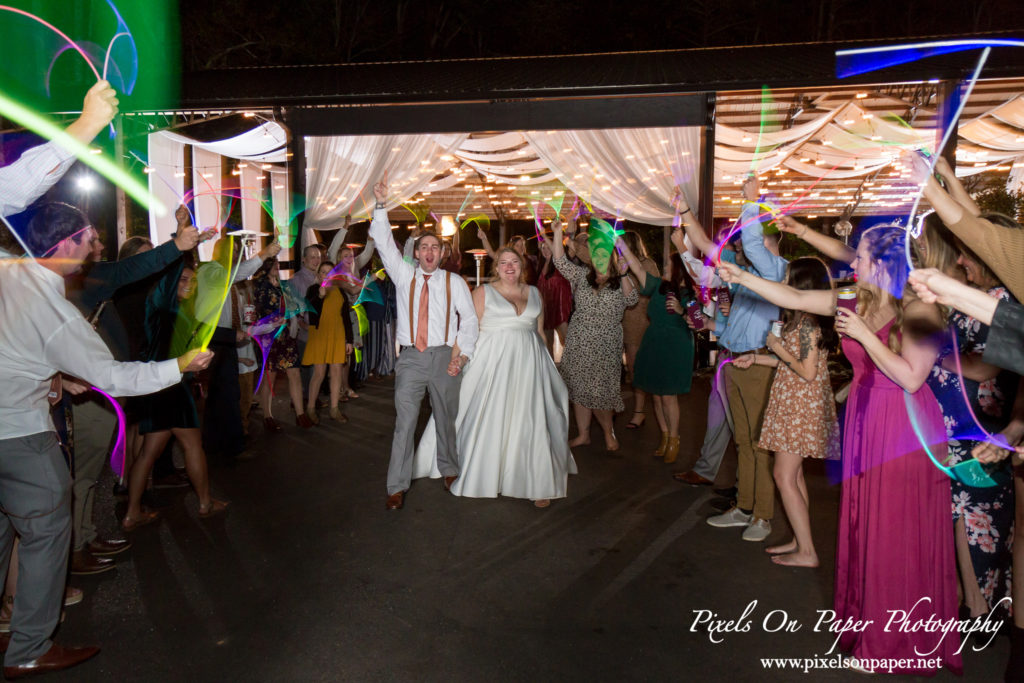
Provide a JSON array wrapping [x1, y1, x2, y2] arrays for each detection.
[[654, 432, 669, 458], [663, 436, 681, 464]]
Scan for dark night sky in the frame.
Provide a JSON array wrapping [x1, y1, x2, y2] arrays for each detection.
[[180, 0, 1024, 70]]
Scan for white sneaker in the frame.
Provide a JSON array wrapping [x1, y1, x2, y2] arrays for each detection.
[[706, 507, 752, 528], [741, 517, 772, 542]]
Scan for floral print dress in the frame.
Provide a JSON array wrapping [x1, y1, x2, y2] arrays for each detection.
[[927, 286, 1018, 611], [254, 273, 300, 371], [555, 256, 638, 411]]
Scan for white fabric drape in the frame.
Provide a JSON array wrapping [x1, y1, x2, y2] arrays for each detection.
[[191, 147, 222, 262], [303, 133, 468, 229], [524, 127, 701, 225], [147, 133, 185, 247], [239, 164, 265, 236], [714, 102, 933, 181], [265, 167, 297, 268], [158, 121, 289, 163]]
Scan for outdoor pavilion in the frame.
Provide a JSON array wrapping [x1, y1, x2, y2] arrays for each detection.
[[127, 33, 1024, 270]]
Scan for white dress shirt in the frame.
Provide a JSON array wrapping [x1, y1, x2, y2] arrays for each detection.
[[0, 142, 76, 217], [369, 208, 478, 357], [0, 258, 181, 439]]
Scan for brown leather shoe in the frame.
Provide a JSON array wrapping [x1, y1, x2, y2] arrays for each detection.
[[672, 470, 713, 486], [296, 413, 315, 429], [385, 491, 405, 510], [3, 642, 100, 679], [443, 475, 457, 492], [86, 537, 131, 556], [70, 549, 115, 576], [264, 417, 283, 433]]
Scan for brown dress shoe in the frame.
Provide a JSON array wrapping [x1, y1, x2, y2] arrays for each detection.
[[385, 491, 405, 510], [672, 470, 713, 486], [86, 537, 131, 556], [443, 475, 457, 492], [3, 642, 100, 679], [264, 417, 283, 433], [70, 549, 115, 576]]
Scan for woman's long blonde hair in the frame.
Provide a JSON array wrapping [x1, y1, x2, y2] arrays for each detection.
[[856, 225, 911, 354]]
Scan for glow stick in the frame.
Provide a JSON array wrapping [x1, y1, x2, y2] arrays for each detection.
[[836, 39, 1024, 78], [102, 32, 130, 82], [92, 387, 126, 477], [748, 86, 774, 174], [0, 5, 101, 79], [0, 91, 165, 214], [948, 324, 1016, 455], [905, 47, 989, 246]]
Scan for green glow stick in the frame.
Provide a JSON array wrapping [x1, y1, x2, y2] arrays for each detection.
[[0, 90, 166, 215]]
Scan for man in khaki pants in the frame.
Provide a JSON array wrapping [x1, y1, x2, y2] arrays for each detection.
[[704, 178, 787, 542]]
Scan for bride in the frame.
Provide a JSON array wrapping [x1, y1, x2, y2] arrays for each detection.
[[413, 246, 576, 507]]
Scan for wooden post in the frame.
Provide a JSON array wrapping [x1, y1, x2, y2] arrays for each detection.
[[114, 116, 127, 250], [698, 92, 717, 242]]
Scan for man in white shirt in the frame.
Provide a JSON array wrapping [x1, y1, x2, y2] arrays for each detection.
[[0, 202, 211, 677], [369, 176, 478, 510], [0, 81, 118, 221]]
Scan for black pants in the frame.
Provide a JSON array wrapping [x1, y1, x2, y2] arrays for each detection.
[[203, 328, 244, 460]]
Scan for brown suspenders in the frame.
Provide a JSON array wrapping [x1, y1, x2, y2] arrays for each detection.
[[408, 270, 452, 347]]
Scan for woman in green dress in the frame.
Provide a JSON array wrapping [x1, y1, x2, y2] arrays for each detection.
[[617, 237, 695, 464]]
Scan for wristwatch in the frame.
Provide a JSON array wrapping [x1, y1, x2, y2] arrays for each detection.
[[376, 201, 386, 210]]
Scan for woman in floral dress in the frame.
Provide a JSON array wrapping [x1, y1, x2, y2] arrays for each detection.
[[254, 259, 313, 430], [551, 219, 638, 452], [928, 267, 1020, 617]]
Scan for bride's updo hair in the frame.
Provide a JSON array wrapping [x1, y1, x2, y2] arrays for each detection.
[[490, 247, 526, 284]]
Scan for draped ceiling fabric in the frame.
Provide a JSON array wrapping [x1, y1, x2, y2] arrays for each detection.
[[524, 127, 701, 225], [714, 101, 934, 183], [711, 94, 1024, 195], [147, 120, 290, 256], [958, 94, 1024, 190], [303, 133, 468, 230], [304, 128, 700, 228]]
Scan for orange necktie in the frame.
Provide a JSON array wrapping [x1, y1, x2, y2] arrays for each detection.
[[415, 274, 431, 351]]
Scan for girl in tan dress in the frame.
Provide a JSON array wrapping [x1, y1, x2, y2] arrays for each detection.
[[732, 257, 839, 568]]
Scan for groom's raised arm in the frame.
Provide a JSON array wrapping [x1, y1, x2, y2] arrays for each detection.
[[369, 175, 414, 287]]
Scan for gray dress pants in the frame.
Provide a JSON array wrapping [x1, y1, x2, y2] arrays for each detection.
[[692, 365, 735, 481], [386, 346, 461, 495], [0, 432, 72, 666], [70, 395, 116, 551]]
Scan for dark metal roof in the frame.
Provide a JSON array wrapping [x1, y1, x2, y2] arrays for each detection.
[[180, 33, 1024, 109]]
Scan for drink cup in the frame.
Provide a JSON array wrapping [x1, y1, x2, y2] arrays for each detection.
[[716, 286, 731, 308], [686, 300, 705, 330], [770, 320, 783, 338], [836, 286, 857, 312]]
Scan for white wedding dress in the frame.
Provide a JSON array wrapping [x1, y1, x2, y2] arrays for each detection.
[[413, 284, 576, 500]]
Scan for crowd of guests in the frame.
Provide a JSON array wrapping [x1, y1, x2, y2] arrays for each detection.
[[372, 164, 1024, 679], [4, 83, 1024, 680]]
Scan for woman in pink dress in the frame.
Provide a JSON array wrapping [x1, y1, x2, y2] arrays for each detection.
[[719, 225, 960, 675]]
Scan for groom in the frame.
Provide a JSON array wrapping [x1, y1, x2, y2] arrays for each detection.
[[369, 175, 478, 510]]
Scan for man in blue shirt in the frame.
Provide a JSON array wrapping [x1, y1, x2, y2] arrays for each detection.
[[695, 177, 787, 542]]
